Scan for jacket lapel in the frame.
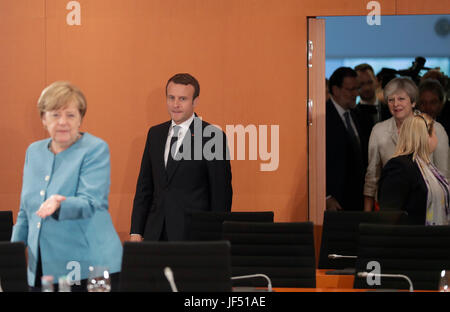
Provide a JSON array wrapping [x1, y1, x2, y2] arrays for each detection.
[[388, 117, 398, 146], [157, 122, 171, 185]]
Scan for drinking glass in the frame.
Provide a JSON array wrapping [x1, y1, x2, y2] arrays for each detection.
[[86, 266, 111, 292], [41, 275, 54, 292], [58, 275, 71, 292]]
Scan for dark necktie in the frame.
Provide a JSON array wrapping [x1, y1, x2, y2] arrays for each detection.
[[166, 125, 181, 172], [344, 111, 360, 146], [364, 104, 380, 123]]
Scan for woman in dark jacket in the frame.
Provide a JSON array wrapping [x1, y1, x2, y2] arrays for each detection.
[[378, 111, 450, 225]]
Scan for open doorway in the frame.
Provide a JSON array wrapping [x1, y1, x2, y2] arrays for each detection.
[[307, 14, 450, 224]]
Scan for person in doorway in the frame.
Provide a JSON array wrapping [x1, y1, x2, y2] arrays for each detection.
[[326, 67, 366, 211], [378, 111, 449, 225], [364, 77, 448, 211]]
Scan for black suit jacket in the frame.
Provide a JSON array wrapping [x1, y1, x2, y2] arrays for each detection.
[[130, 116, 233, 241], [326, 100, 365, 211], [352, 103, 376, 167], [378, 155, 427, 225]]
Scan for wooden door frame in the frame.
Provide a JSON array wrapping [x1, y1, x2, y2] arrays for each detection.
[[307, 17, 326, 226]]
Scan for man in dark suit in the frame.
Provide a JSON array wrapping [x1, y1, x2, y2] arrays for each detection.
[[129, 73, 233, 241], [418, 77, 450, 145], [326, 67, 366, 211], [353, 64, 390, 166]]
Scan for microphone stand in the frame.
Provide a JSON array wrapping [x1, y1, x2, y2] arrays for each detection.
[[231, 274, 273, 292], [164, 267, 178, 292], [357, 272, 414, 292]]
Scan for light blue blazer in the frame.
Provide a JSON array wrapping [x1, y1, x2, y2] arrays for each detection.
[[11, 133, 123, 287]]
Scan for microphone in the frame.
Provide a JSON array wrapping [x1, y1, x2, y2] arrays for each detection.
[[357, 272, 414, 292], [231, 274, 272, 292], [164, 267, 178, 292], [328, 254, 357, 259]]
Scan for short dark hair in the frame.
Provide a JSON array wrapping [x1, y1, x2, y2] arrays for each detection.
[[354, 63, 375, 75], [419, 78, 445, 103], [328, 67, 357, 95], [421, 69, 447, 89], [166, 73, 200, 99], [376, 68, 398, 88]]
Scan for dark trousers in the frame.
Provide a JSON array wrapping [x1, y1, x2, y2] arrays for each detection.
[[159, 218, 168, 241]]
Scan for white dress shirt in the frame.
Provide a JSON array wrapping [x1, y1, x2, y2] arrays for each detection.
[[164, 113, 195, 167]]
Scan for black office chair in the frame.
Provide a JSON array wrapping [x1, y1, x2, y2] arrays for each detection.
[[186, 211, 274, 241], [119, 241, 232, 292], [354, 224, 450, 291], [0, 242, 28, 291], [318, 211, 408, 270], [0, 211, 13, 241], [222, 221, 316, 288]]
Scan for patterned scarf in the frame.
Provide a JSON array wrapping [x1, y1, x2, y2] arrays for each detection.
[[416, 157, 450, 225]]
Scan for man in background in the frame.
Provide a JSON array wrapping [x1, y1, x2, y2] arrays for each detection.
[[353, 63, 390, 165], [326, 67, 366, 211]]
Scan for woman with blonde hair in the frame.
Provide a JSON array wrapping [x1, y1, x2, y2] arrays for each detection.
[[11, 81, 123, 291], [378, 111, 450, 225], [363, 77, 448, 211]]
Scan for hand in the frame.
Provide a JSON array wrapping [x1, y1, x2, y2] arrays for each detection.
[[364, 196, 375, 212], [326, 196, 343, 211], [36, 194, 66, 218], [129, 234, 143, 242]]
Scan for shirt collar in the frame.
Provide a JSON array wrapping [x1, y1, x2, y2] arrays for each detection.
[[359, 97, 379, 106], [330, 95, 349, 117], [171, 113, 195, 132]]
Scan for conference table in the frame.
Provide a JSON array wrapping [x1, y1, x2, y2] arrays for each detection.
[[269, 269, 433, 292], [316, 269, 355, 288], [272, 269, 359, 292]]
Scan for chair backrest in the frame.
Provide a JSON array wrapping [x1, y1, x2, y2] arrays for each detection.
[[354, 224, 450, 290], [222, 221, 316, 288], [318, 211, 408, 269], [186, 211, 274, 241], [0, 242, 28, 291], [0, 211, 13, 241], [119, 241, 232, 292]]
